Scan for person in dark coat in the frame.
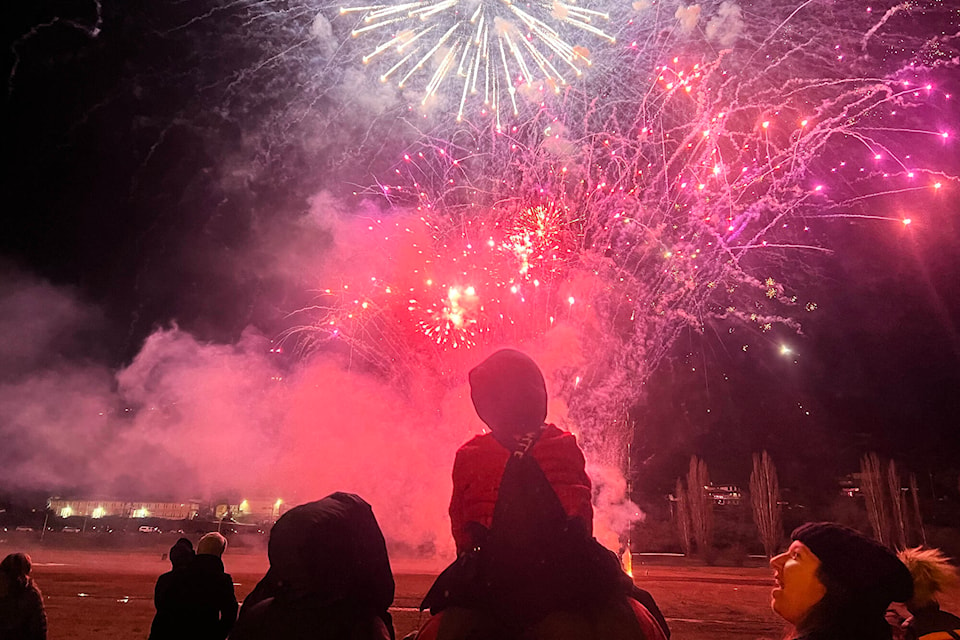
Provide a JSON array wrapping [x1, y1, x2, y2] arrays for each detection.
[[150, 538, 196, 637], [770, 522, 914, 640], [897, 546, 960, 640], [168, 537, 196, 569], [149, 532, 238, 640], [0, 552, 47, 640], [230, 492, 395, 640]]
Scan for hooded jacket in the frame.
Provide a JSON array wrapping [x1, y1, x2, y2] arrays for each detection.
[[149, 551, 238, 640], [449, 425, 593, 554], [904, 604, 960, 640], [421, 349, 668, 639], [231, 492, 395, 640], [451, 349, 593, 554]]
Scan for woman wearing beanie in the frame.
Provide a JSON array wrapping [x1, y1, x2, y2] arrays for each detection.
[[771, 522, 914, 640], [897, 546, 960, 640], [149, 538, 196, 638]]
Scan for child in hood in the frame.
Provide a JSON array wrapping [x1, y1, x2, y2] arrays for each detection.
[[418, 349, 668, 640], [449, 348, 594, 554]]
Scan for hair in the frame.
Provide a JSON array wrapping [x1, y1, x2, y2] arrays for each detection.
[[794, 567, 893, 640], [197, 532, 228, 557], [0, 553, 33, 591], [898, 546, 960, 610]]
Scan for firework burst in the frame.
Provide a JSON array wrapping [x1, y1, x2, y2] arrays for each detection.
[[286, 0, 958, 452], [340, 0, 615, 128], [283, 200, 588, 389]]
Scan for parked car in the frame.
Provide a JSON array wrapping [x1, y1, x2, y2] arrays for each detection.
[[15, 526, 34, 532], [138, 525, 160, 533], [62, 526, 81, 533]]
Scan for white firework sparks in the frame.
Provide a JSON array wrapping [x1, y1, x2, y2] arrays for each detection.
[[340, 0, 615, 128]]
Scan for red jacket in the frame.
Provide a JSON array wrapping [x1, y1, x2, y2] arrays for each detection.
[[449, 425, 593, 554]]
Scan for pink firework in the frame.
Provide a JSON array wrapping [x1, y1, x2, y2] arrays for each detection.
[[281, 0, 957, 452]]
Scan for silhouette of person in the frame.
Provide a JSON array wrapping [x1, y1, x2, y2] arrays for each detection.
[[0, 552, 47, 640], [148, 532, 237, 640], [150, 538, 196, 637], [231, 492, 395, 640]]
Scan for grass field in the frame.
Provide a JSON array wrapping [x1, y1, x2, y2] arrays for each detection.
[[0, 542, 805, 639]]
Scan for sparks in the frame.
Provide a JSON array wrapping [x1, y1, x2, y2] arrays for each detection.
[[341, 0, 614, 125]]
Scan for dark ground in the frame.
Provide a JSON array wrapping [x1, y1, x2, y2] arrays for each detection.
[[2, 542, 792, 639], [11, 537, 957, 639]]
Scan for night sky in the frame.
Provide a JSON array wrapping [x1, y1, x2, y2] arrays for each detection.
[[2, 0, 960, 526]]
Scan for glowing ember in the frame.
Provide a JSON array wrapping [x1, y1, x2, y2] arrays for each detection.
[[277, 0, 958, 451]]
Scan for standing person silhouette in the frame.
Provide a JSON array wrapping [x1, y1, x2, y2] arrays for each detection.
[[148, 532, 237, 640], [150, 538, 196, 638], [0, 552, 47, 640]]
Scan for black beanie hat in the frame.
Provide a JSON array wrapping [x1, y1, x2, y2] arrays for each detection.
[[169, 537, 194, 569], [792, 522, 913, 612], [469, 349, 548, 438]]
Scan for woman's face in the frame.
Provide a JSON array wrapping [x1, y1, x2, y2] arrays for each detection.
[[770, 540, 828, 625]]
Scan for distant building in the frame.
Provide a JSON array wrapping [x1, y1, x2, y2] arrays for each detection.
[[214, 498, 286, 523], [839, 473, 863, 498], [706, 484, 742, 506], [46, 498, 200, 520], [667, 484, 743, 506], [839, 472, 907, 498]]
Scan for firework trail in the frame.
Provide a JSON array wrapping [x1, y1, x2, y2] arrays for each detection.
[[93, 0, 958, 485], [272, 0, 958, 460], [341, 0, 614, 128]]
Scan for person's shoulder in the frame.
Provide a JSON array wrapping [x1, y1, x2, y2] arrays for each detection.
[[533, 425, 587, 466], [231, 596, 275, 639], [155, 569, 189, 598], [916, 607, 960, 631], [457, 432, 498, 453], [539, 424, 581, 446], [221, 572, 237, 587], [541, 424, 570, 438], [190, 554, 227, 576], [23, 581, 44, 604], [366, 614, 393, 640]]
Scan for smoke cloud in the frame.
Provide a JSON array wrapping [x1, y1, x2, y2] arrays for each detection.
[[675, 5, 702, 33], [705, 1, 744, 47], [0, 204, 640, 557], [0, 274, 459, 553]]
